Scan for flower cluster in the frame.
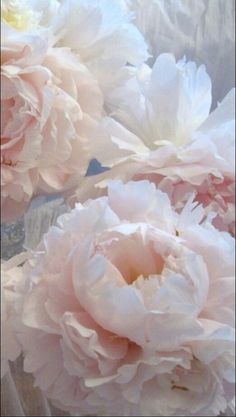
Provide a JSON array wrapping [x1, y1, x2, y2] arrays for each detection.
[[1, 1, 235, 416]]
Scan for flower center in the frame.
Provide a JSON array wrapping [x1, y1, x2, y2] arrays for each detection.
[[102, 233, 164, 285], [2, 2, 39, 31]]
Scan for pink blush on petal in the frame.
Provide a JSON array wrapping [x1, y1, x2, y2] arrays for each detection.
[[98, 233, 165, 285]]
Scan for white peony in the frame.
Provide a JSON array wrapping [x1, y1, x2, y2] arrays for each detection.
[[80, 54, 235, 234], [50, 0, 149, 106]]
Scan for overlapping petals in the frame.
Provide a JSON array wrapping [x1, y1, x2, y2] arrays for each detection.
[[0, 2, 235, 417], [1, 0, 59, 32], [1, 26, 103, 222], [12, 181, 235, 416], [50, 0, 149, 104], [82, 54, 235, 234]]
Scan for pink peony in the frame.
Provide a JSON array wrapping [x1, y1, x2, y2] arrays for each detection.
[[1, 24, 103, 222], [14, 180, 234, 416], [1, 0, 149, 112], [82, 54, 235, 234]]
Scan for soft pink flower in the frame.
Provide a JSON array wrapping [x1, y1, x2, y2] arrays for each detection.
[[83, 54, 235, 234], [1, 25, 103, 222], [14, 181, 235, 416]]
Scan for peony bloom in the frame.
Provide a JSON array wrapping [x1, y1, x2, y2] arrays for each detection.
[[81, 54, 235, 234], [14, 180, 234, 416], [1, 24, 103, 222], [1, 253, 27, 377], [50, 0, 149, 107]]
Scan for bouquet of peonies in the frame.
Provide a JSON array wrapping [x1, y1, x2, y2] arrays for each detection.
[[1, 1, 235, 416]]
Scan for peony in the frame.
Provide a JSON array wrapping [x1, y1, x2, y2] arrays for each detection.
[[50, 0, 149, 107], [1, 0, 148, 222], [1, 23, 103, 222], [80, 54, 235, 234], [14, 180, 234, 416]]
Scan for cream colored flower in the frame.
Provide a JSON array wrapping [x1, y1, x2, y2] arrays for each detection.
[[50, 0, 148, 104], [83, 54, 235, 233], [13, 181, 235, 416]]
